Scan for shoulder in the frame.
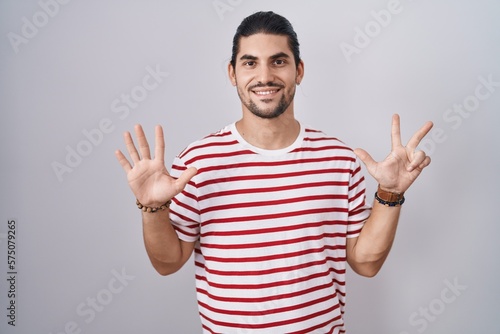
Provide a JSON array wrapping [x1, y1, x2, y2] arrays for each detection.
[[301, 124, 356, 157], [175, 123, 243, 165]]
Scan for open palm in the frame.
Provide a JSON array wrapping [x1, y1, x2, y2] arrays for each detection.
[[354, 114, 433, 193], [115, 124, 197, 207]]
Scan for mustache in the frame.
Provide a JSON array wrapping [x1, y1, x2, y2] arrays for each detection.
[[249, 82, 285, 90]]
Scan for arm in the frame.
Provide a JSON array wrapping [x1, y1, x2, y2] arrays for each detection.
[[346, 201, 400, 277], [142, 209, 195, 276], [115, 124, 197, 276], [347, 114, 433, 277]]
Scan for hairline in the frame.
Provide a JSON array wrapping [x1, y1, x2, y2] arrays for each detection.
[[232, 32, 300, 69]]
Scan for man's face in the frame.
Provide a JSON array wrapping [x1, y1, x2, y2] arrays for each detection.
[[229, 33, 304, 119]]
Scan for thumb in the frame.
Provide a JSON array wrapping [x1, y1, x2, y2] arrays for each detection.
[[174, 167, 198, 192], [353, 148, 377, 172]]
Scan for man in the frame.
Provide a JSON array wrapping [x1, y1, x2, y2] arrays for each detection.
[[115, 11, 432, 333]]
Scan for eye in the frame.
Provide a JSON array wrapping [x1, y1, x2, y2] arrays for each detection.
[[243, 61, 256, 67], [274, 59, 286, 66]]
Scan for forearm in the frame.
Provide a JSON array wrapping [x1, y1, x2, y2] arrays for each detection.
[[347, 200, 401, 277], [348, 115, 433, 276], [142, 209, 189, 275]]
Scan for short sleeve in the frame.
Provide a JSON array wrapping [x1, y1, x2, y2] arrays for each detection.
[[168, 156, 201, 242], [346, 158, 371, 238]]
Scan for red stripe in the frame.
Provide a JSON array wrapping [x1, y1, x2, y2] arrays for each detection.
[[198, 293, 336, 317], [305, 128, 323, 133], [178, 134, 234, 158], [185, 149, 254, 165], [199, 301, 340, 330], [196, 280, 336, 303], [292, 146, 353, 154], [349, 201, 369, 217], [348, 176, 364, 191], [198, 181, 348, 201], [201, 220, 347, 237], [172, 225, 198, 238], [171, 197, 199, 215], [201, 323, 216, 334], [169, 207, 198, 224], [196, 167, 351, 188], [347, 228, 363, 236], [201, 207, 348, 227], [198, 244, 346, 264], [351, 165, 362, 177], [348, 187, 366, 203], [197, 155, 355, 174], [170, 163, 186, 172], [303, 136, 341, 142], [201, 233, 347, 250], [177, 189, 198, 202], [203, 130, 232, 139], [199, 256, 344, 277], [288, 315, 344, 334], [200, 194, 348, 214]]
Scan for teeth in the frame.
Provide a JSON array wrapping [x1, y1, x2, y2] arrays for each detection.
[[254, 90, 277, 95]]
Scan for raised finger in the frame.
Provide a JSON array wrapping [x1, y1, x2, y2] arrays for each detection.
[[154, 125, 165, 162], [406, 121, 433, 152], [123, 131, 140, 163], [134, 124, 151, 160], [115, 149, 132, 173], [391, 114, 402, 150]]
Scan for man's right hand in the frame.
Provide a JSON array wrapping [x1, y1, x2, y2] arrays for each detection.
[[115, 124, 197, 208]]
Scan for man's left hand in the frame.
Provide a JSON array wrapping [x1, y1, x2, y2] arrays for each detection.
[[354, 114, 433, 193]]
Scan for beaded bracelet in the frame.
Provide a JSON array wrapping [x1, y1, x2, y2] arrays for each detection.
[[136, 199, 171, 213]]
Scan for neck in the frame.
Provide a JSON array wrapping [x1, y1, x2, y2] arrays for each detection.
[[235, 111, 300, 150]]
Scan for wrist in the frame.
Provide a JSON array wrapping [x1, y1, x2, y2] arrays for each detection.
[[375, 185, 405, 207], [136, 199, 171, 213]]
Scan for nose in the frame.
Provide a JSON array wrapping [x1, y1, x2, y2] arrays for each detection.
[[257, 64, 275, 84]]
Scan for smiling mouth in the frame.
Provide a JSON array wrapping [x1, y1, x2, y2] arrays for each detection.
[[252, 89, 280, 96]]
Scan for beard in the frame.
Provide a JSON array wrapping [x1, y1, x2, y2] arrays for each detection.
[[237, 82, 295, 119]]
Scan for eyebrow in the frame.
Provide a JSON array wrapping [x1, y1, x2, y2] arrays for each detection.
[[239, 52, 291, 62]]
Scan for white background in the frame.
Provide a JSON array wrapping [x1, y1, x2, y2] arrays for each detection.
[[1, 0, 499, 333]]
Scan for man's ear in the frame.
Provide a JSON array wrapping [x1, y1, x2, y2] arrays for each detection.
[[228, 62, 237, 86], [296, 59, 304, 85]]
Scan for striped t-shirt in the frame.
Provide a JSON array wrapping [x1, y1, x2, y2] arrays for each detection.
[[169, 122, 371, 333]]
